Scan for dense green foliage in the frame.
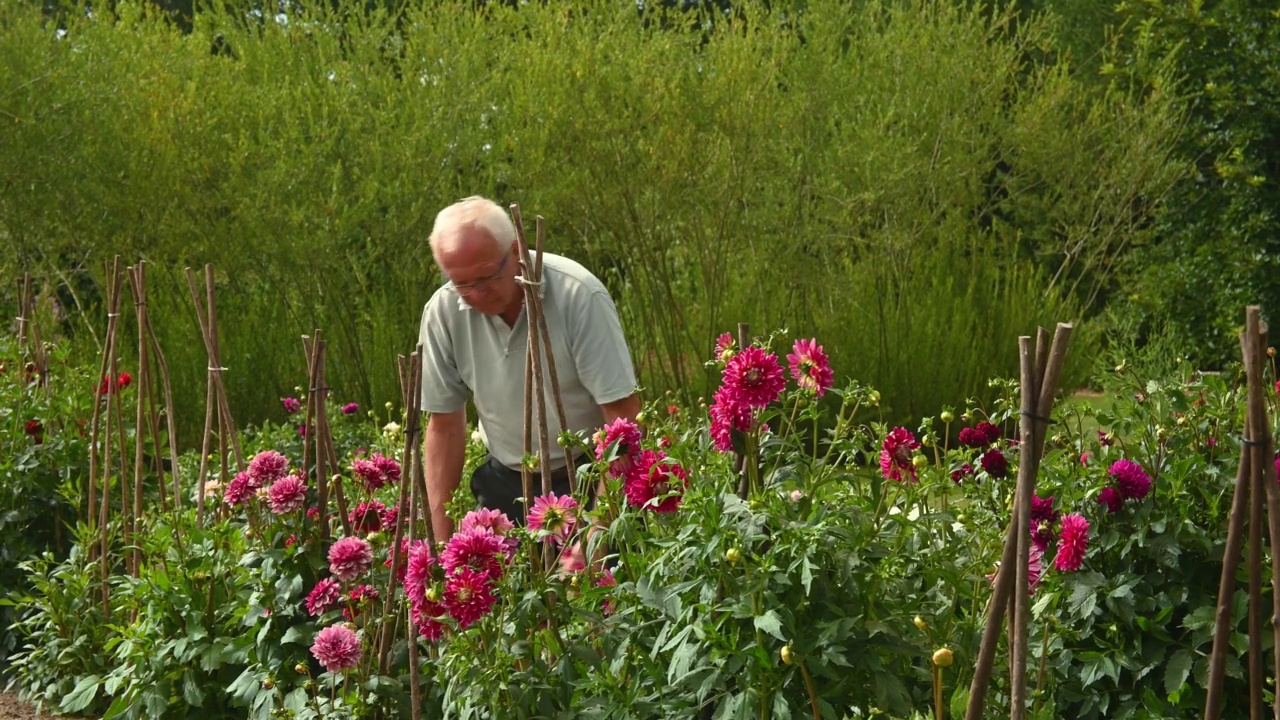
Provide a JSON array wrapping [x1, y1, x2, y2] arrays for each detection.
[[4, 325, 1271, 718], [0, 0, 1186, 442]]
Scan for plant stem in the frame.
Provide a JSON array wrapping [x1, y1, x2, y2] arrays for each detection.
[[799, 658, 821, 720]]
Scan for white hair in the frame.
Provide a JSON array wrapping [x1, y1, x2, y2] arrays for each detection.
[[428, 196, 515, 260]]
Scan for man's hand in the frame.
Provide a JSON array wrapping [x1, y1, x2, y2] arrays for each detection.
[[424, 409, 467, 544]]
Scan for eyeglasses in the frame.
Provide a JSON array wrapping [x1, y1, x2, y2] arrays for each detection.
[[445, 252, 510, 294]]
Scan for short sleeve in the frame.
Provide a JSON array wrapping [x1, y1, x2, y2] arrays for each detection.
[[418, 294, 469, 413], [569, 290, 638, 406]]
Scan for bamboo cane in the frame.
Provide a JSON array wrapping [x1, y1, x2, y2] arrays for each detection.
[[379, 351, 422, 673], [1243, 308, 1270, 720], [510, 204, 554, 504], [98, 259, 124, 616], [1205, 422, 1254, 718]]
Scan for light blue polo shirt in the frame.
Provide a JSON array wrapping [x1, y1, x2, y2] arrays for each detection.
[[418, 252, 638, 471]]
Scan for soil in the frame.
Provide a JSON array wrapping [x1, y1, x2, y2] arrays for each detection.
[[0, 692, 89, 720]]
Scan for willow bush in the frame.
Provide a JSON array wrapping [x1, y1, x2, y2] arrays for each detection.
[[0, 0, 1184, 444]]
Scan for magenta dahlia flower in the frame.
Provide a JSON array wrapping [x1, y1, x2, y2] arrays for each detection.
[[403, 541, 437, 604], [709, 386, 753, 453], [1108, 459, 1151, 501], [348, 500, 387, 534], [441, 527, 507, 578], [597, 569, 618, 615], [787, 338, 834, 398], [342, 402, 359, 415], [411, 599, 447, 641], [1096, 487, 1123, 514], [721, 346, 785, 409], [1054, 513, 1089, 572], [223, 471, 253, 507], [879, 427, 920, 483], [594, 417, 643, 478], [305, 578, 342, 616], [527, 493, 579, 545], [351, 452, 401, 491], [624, 450, 689, 513], [444, 566, 498, 629], [247, 450, 290, 488], [343, 584, 380, 621], [1027, 544, 1044, 595], [328, 536, 373, 581], [950, 463, 974, 484], [282, 397, 302, 414], [311, 625, 362, 673], [267, 474, 308, 514], [980, 449, 1008, 479]]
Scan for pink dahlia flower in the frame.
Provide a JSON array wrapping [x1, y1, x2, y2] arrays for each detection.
[[879, 427, 920, 483], [958, 427, 988, 448], [348, 500, 387, 534], [441, 527, 507, 578], [341, 402, 359, 415], [267, 474, 308, 514], [597, 570, 618, 616], [223, 471, 253, 507], [343, 584, 379, 621], [282, 397, 302, 414], [444, 566, 498, 629], [459, 508, 518, 556], [527, 493, 579, 545], [950, 463, 974, 484], [980, 449, 1008, 479], [721, 346, 786, 409], [787, 338, 834, 398], [328, 536, 373, 581], [411, 600, 447, 642], [248, 450, 290, 489], [624, 450, 689, 513], [1054, 513, 1089, 572], [403, 541, 437, 604], [305, 578, 342, 616], [1108, 459, 1151, 501], [714, 332, 736, 364], [594, 417, 643, 478], [311, 625, 362, 673]]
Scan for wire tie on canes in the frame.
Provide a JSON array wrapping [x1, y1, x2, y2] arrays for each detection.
[[310, 386, 330, 393], [208, 366, 227, 372], [1019, 410, 1055, 424], [1242, 437, 1266, 447], [514, 275, 542, 286]]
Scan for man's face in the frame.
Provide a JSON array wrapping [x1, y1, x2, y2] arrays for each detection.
[[436, 225, 518, 316]]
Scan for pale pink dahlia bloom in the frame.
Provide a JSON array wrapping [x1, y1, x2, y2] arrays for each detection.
[[311, 625, 361, 673]]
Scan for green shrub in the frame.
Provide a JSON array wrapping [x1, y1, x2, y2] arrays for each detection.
[[0, 0, 1184, 441]]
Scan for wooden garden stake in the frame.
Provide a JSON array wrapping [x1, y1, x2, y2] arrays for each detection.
[[186, 265, 244, 525], [527, 216, 576, 488], [1206, 306, 1274, 720], [510, 204, 555, 503], [379, 350, 424, 674], [966, 323, 1072, 720], [95, 259, 125, 614]]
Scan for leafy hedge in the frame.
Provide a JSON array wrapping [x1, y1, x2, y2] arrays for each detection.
[[0, 0, 1185, 442]]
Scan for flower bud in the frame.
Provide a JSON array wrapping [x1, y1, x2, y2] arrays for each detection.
[[932, 647, 953, 667], [294, 663, 309, 675], [724, 547, 742, 565], [385, 401, 394, 410], [780, 644, 794, 665], [912, 455, 928, 469], [914, 616, 927, 631], [426, 587, 441, 603], [940, 411, 954, 423], [262, 677, 275, 690], [868, 391, 880, 407]]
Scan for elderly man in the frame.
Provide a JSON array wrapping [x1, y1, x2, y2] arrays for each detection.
[[418, 196, 641, 543]]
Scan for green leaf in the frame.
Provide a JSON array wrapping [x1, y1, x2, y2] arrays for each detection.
[[1164, 648, 1194, 699], [61, 674, 101, 714], [281, 625, 310, 645], [182, 670, 205, 708], [754, 611, 786, 641]]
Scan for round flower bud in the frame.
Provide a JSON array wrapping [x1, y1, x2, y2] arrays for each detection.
[[940, 411, 954, 423], [294, 663, 308, 675], [385, 401, 394, 410], [426, 587, 441, 603], [262, 677, 275, 690], [636, 410, 649, 424], [724, 547, 742, 565], [932, 647, 953, 667], [868, 391, 880, 407], [780, 645, 794, 665], [914, 616, 927, 631], [912, 455, 928, 469]]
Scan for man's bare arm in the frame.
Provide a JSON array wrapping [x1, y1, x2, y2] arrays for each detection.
[[424, 409, 467, 544], [601, 392, 642, 425]]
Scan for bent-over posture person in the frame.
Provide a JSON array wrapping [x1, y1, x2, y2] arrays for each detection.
[[418, 195, 642, 544]]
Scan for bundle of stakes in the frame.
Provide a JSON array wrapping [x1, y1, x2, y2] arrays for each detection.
[[510, 203, 577, 573], [85, 258, 182, 614], [965, 323, 1073, 720], [1204, 306, 1277, 720], [302, 330, 352, 540], [186, 264, 244, 525], [15, 271, 49, 395]]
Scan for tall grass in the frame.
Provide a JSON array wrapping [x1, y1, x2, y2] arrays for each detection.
[[0, 0, 1184, 445]]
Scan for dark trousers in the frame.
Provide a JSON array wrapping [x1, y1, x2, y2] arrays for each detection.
[[469, 455, 592, 526]]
